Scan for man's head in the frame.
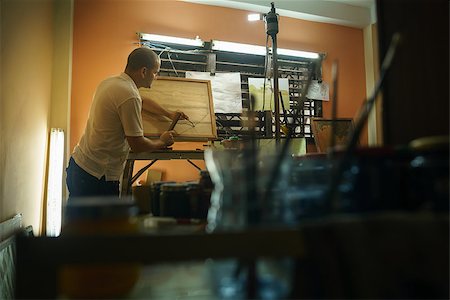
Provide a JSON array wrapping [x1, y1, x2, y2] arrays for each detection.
[[125, 47, 160, 89]]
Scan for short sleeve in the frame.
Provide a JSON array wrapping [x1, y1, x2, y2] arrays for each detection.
[[118, 97, 144, 137]]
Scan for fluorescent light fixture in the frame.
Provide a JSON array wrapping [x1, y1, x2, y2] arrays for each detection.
[[212, 40, 267, 56], [140, 33, 204, 47], [46, 128, 64, 237], [248, 13, 263, 21], [212, 40, 320, 59], [277, 48, 320, 59]]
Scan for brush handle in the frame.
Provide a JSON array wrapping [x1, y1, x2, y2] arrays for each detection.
[[168, 112, 181, 130]]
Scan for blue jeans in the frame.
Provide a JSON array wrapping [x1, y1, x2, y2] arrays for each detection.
[[66, 157, 119, 201]]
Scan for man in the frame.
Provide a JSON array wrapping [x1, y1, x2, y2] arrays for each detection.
[[66, 47, 187, 199]]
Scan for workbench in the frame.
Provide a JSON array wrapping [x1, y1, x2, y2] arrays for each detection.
[[120, 150, 205, 197]]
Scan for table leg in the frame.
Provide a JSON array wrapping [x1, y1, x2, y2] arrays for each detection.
[[121, 159, 135, 197]]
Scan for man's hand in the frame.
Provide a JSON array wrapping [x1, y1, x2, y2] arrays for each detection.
[[141, 94, 189, 122], [159, 130, 175, 147], [126, 132, 175, 152]]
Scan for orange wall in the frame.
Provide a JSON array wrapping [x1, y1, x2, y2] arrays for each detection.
[[71, 0, 367, 182]]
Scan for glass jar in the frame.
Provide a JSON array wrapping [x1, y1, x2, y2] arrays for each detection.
[[204, 148, 295, 300], [59, 197, 140, 299], [336, 146, 411, 213], [409, 136, 449, 211], [198, 170, 213, 219]]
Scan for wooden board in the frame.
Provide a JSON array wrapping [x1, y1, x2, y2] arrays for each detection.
[[311, 118, 354, 152], [140, 77, 217, 141]]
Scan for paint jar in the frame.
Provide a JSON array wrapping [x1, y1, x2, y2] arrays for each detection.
[[150, 181, 175, 216], [186, 182, 202, 219], [159, 183, 191, 218], [59, 197, 140, 299]]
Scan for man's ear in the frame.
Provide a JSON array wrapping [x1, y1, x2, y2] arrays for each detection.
[[140, 67, 147, 78]]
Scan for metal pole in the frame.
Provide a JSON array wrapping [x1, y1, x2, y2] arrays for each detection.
[[272, 34, 280, 143], [265, 2, 280, 143]]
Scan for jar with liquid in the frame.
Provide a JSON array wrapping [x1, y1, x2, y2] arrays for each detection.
[[59, 197, 140, 299]]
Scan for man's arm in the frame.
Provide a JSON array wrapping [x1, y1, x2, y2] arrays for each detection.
[[126, 131, 175, 153], [141, 94, 189, 120]]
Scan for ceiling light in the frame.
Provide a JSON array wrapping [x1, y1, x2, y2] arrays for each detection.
[[212, 40, 320, 59], [139, 33, 204, 47], [212, 40, 267, 55], [277, 48, 320, 59]]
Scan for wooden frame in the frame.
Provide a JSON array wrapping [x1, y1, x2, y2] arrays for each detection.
[[140, 77, 217, 141], [311, 118, 354, 152]]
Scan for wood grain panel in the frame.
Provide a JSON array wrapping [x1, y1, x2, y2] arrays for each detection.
[[140, 77, 216, 141]]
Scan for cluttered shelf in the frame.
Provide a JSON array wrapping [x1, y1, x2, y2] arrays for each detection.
[[15, 212, 449, 299]]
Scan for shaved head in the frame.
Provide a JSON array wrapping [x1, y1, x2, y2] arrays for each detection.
[[125, 47, 159, 71]]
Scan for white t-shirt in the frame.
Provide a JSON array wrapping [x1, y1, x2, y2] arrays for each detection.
[[72, 73, 143, 181]]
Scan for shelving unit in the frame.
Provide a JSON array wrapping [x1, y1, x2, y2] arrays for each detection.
[[138, 34, 324, 140]]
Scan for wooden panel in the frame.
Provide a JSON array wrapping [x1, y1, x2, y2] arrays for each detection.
[[311, 118, 354, 153], [140, 77, 217, 141]]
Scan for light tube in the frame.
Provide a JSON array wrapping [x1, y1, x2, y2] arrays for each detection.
[[140, 33, 204, 47], [139, 32, 320, 59], [212, 39, 320, 59], [277, 48, 320, 59], [46, 128, 64, 237], [212, 40, 267, 56]]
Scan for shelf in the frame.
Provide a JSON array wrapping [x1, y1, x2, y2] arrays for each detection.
[[14, 212, 449, 299]]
